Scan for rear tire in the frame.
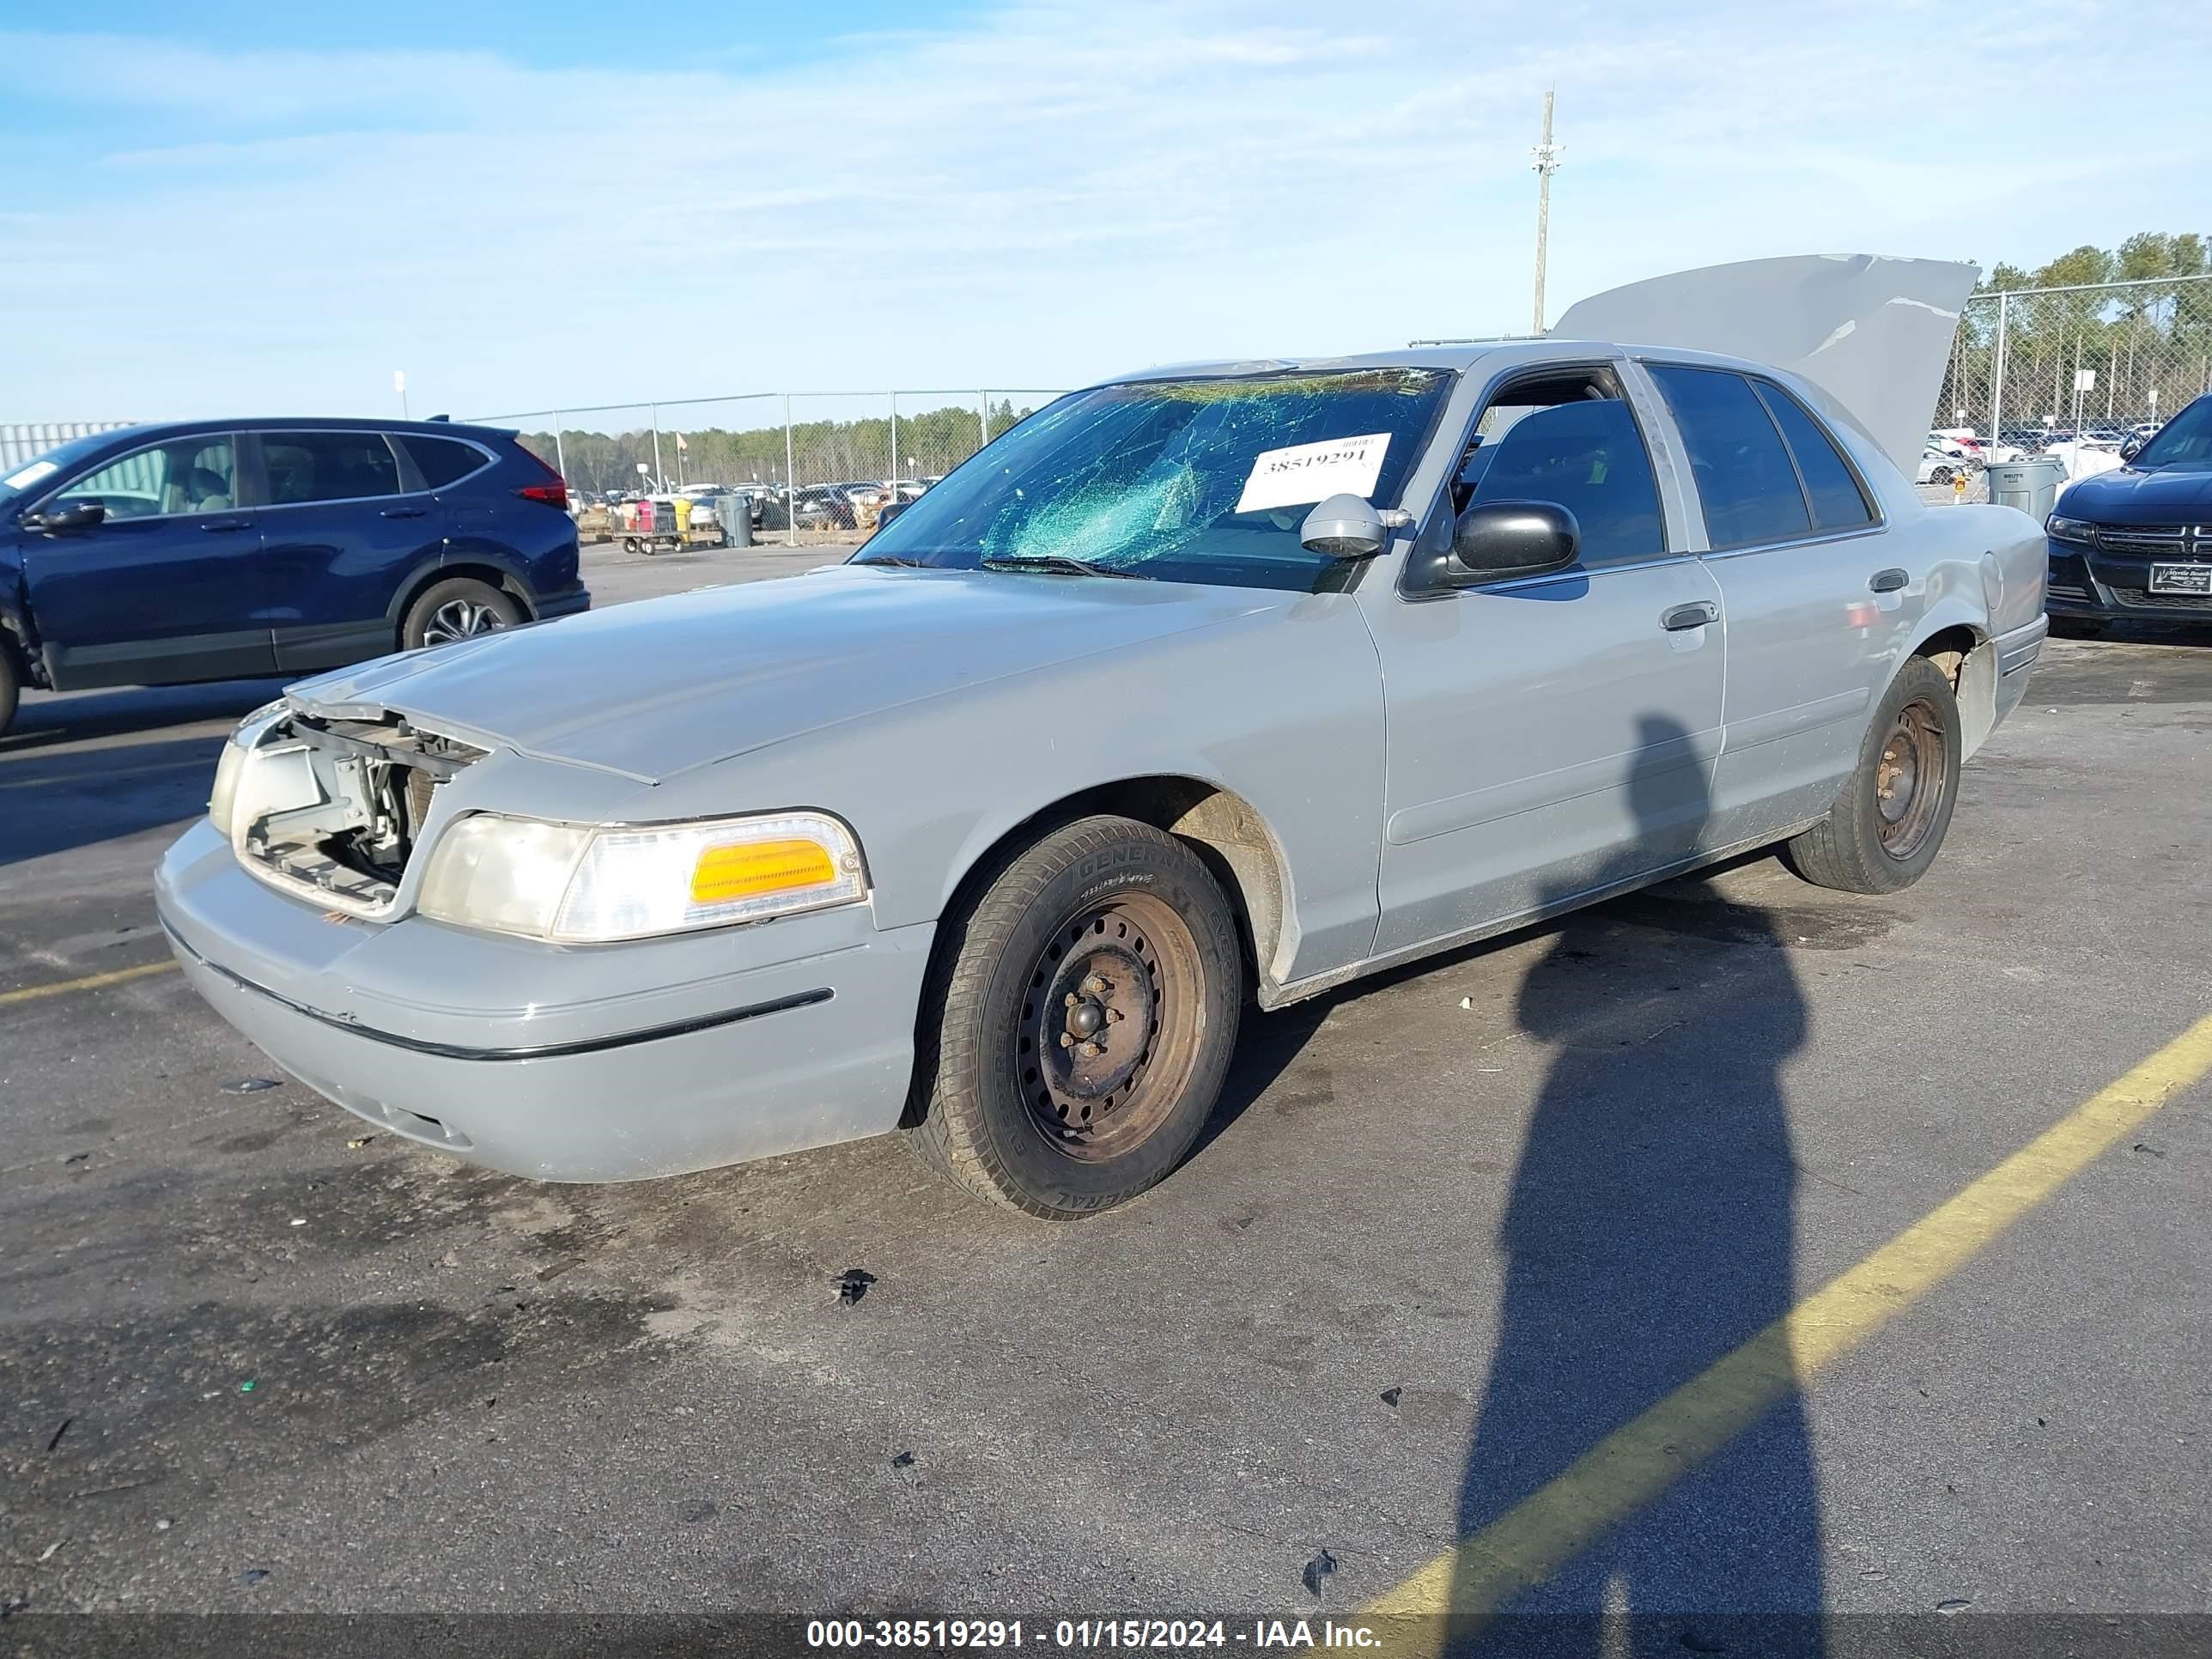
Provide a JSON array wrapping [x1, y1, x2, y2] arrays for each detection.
[[0, 641, 19, 738], [401, 577, 522, 652], [910, 815, 1243, 1218], [1785, 655, 1961, 894]]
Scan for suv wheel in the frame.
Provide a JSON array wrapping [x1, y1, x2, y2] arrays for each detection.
[[911, 815, 1243, 1218], [402, 578, 522, 651]]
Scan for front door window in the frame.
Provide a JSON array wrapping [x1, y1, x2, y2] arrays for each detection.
[[57, 437, 238, 520]]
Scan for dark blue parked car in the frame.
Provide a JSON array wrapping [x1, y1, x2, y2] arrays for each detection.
[[2045, 392, 2212, 629], [0, 418, 587, 734]]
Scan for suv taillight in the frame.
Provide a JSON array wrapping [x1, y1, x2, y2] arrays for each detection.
[[514, 450, 568, 510]]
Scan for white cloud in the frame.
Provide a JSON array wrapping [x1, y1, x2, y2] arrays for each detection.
[[2, 0, 2207, 420]]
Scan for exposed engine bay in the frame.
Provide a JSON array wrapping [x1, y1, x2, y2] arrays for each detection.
[[237, 711, 484, 912]]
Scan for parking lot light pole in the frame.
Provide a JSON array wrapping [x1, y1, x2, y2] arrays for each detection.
[[649, 404, 664, 493], [889, 392, 898, 484], [553, 412, 567, 485], [1530, 89, 1561, 336], [785, 394, 797, 548]]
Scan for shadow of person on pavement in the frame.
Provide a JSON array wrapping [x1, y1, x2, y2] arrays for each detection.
[[1448, 714, 1822, 1657]]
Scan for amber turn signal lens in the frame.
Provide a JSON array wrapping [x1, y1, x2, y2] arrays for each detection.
[[690, 838, 837, 905]]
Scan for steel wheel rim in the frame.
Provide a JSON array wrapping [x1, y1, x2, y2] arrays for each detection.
[[1875, 697, 1947, 860], [1012, 890, 1204, 1162], [422, 599, 507, 646]]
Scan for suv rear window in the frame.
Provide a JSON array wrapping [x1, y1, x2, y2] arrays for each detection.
[[263, 432, 402, 505], [402, 434, 489, 490]]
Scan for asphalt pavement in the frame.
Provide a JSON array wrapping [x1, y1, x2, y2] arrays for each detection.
[[3, 543, 2209, 1650]]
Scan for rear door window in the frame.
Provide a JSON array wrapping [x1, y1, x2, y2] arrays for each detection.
[[1753, 382, 1875, 531], [1649, 366, 1812, 549], [261, 432, 403, 505], [400, 434, 489, 490]]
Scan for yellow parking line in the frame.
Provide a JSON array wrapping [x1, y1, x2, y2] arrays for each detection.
[[1364, 1009, 2212, 1653], [0, 959, 179, 1007]]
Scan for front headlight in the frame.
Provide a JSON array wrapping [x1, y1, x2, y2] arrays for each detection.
[[208, 701, 290, 836], [416, 810, 867, 942], [2046, 515, 2096, 544]]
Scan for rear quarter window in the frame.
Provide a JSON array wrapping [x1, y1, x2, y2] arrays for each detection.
[[402, 435, 490, 490], [1753, 381, 1875, 531]]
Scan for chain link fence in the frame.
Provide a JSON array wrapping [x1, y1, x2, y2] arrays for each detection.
[[1924, 273, 2212, 504], [470, 390, 1067, 544]]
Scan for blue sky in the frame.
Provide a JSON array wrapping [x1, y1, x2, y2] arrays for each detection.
[[3, 0, 2208, 422]]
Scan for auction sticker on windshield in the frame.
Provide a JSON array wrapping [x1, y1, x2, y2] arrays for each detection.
[[1234, 432, 1389, 514], [3, 459, 58, 491]]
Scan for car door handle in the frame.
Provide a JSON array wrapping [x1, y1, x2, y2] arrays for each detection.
[[380, 506, 427, 520], [198, 519, 252, 532], [1869, 568, 1909, 592], [1661, 601, 1719, 631]]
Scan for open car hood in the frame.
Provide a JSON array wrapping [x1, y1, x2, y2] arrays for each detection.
[[1552, 253, 1979, 477]]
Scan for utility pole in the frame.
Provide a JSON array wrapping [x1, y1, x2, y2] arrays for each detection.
[[1530, 89, 1562, 336]]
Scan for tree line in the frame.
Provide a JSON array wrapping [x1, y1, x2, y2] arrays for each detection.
[[1947, 231, 2211, 430], [519, 398, 1035, 494]]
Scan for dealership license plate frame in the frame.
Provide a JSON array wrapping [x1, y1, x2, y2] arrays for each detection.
[[2149, 562, 2212, 596]]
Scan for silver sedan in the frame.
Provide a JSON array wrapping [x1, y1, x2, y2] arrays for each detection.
[[158, 266, 2048, 1217]]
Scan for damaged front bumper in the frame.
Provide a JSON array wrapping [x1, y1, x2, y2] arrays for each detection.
[[156, 818, 933, 1181]]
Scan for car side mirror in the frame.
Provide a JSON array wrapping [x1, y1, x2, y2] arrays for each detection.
[[2119, 434, 2143, 462], [23, 501, 105, 534], [1445, 500, 1580, 583], [876, 500, 908, 529], [1298, 493, 1388, 558]]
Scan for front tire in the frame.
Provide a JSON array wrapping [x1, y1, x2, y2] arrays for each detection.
[[911, 815, 1243, 1218], [0, 641, 19, 738], [1785, 655, 1961, 894], [401, 577, 522, 651]]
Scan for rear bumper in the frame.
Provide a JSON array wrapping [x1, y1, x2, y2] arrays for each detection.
[[532, 584, 592, 622], [2046, 539, 2212, 621], [1993, 614, 2046, 730], [155, 818, 930, 1182]]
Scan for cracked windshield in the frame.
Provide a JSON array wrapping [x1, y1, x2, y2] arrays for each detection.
[[857, 368, 1451, 590]]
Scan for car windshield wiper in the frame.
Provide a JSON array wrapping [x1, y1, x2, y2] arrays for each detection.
[[979, 555, 1152, 580], [852, 554, 937, 567]]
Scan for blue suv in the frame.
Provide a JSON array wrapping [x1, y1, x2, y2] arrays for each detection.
[[0, 418, 587, 734]]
